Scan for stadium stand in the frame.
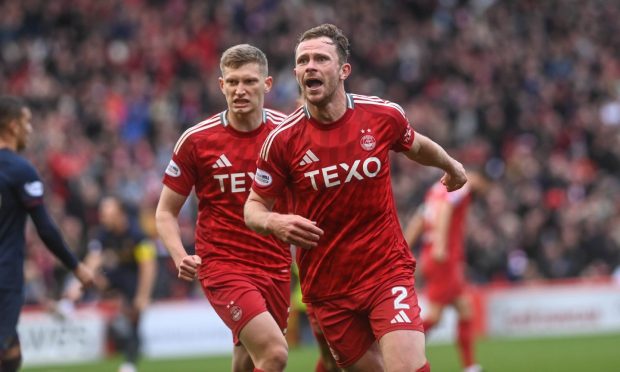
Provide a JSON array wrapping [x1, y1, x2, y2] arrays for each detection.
[[0, 0, 618, 302]]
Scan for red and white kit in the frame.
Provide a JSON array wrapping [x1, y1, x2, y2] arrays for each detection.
[[163, 109, 291, 343], [419, 182, 472, 304], [253, 94, 424, 365]]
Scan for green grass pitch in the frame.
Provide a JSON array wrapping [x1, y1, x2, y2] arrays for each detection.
[[24, 333, 620, 371]]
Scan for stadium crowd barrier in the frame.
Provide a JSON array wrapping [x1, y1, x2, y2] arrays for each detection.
[[19, 278, 620, 366]]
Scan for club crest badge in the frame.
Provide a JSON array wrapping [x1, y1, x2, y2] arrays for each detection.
[[230, 305, 242, 322], [360, 129, 376, 151]]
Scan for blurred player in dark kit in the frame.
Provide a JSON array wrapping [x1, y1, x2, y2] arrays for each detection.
[[78, 195, 157, 372], [0, 96, 94, 372]]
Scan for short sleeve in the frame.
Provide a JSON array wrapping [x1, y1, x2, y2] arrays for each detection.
[[388, 103, 415, 152], [252, 133, 288, 199], [162, 136, 198, 196]]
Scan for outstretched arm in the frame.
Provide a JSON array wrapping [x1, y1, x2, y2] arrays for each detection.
[[29, 204, 94, 288], [155, 185, 200, 281], [406, 133, 467, 191], [244, 190, 324, 249]]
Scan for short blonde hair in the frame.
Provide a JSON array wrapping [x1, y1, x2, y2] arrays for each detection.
[[220, 44, 268, 76]]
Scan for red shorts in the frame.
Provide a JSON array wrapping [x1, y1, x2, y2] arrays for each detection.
[[201, 272, 290, 345], [306, 303, 325, 338], [422, 259, 465, 305], [310, 275, 424, 368]]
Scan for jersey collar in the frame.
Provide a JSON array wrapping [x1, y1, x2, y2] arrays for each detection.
[[220, 109, 267, 127], [302, 93, 355, 119]]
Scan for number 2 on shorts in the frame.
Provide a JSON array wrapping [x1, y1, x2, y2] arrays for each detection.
[[392, 286, 410, 310]]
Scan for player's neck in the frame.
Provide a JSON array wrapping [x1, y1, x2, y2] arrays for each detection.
[[226, 109, 263, 132], [0, 135, 17, 151], [307, 89, 347, 124]]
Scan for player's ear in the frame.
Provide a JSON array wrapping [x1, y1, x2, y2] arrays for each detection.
[[340, 63, 351, 80], [218, 77, 225, 93], [264, 76, 273, 93], [7, 119, 20, 135]]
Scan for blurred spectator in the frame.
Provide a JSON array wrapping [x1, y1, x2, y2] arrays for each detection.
[[78, 196, 157, 372], [2, 0, 619, 305]]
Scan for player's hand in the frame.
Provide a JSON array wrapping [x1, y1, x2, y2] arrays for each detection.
[[73, 263, 95, 289], [177, 254, 201, 282], [65, 263, 102, 303], [63, 278, 83, 302], [266, 213, 324, 250], [441, 160, 467, 192], [52, 298, 77, 320]]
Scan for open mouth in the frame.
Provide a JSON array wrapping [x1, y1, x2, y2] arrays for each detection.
[[305, 79, 323, 89]]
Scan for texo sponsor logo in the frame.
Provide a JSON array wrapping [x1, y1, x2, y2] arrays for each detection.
[[304, 157, 381, 190], [213, 172, 255, 193]]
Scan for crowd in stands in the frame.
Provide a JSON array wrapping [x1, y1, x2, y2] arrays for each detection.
[[2, 0, 619, 303]]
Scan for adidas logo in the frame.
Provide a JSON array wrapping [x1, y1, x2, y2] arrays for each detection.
[[390, 310, 412, 324], [299, 149, 319, 166], [212, 154, 232, 168]]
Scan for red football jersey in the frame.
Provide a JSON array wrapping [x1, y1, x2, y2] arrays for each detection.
[[253, 94, 416, 302], [420, 181, 472, 266], [163, 109, 291, 281]]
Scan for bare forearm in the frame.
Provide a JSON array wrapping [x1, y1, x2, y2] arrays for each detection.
[[407, 133, 467, 191], [244, 198, 278, 235], [407, 134, 456, 171], [155, 211, 188, 265], [136, 259, 156, 301], [403, 214, 423, 247], [245, 190, 323, 249], [433, 227, 448, 255], [432, 202, 452, 260]]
